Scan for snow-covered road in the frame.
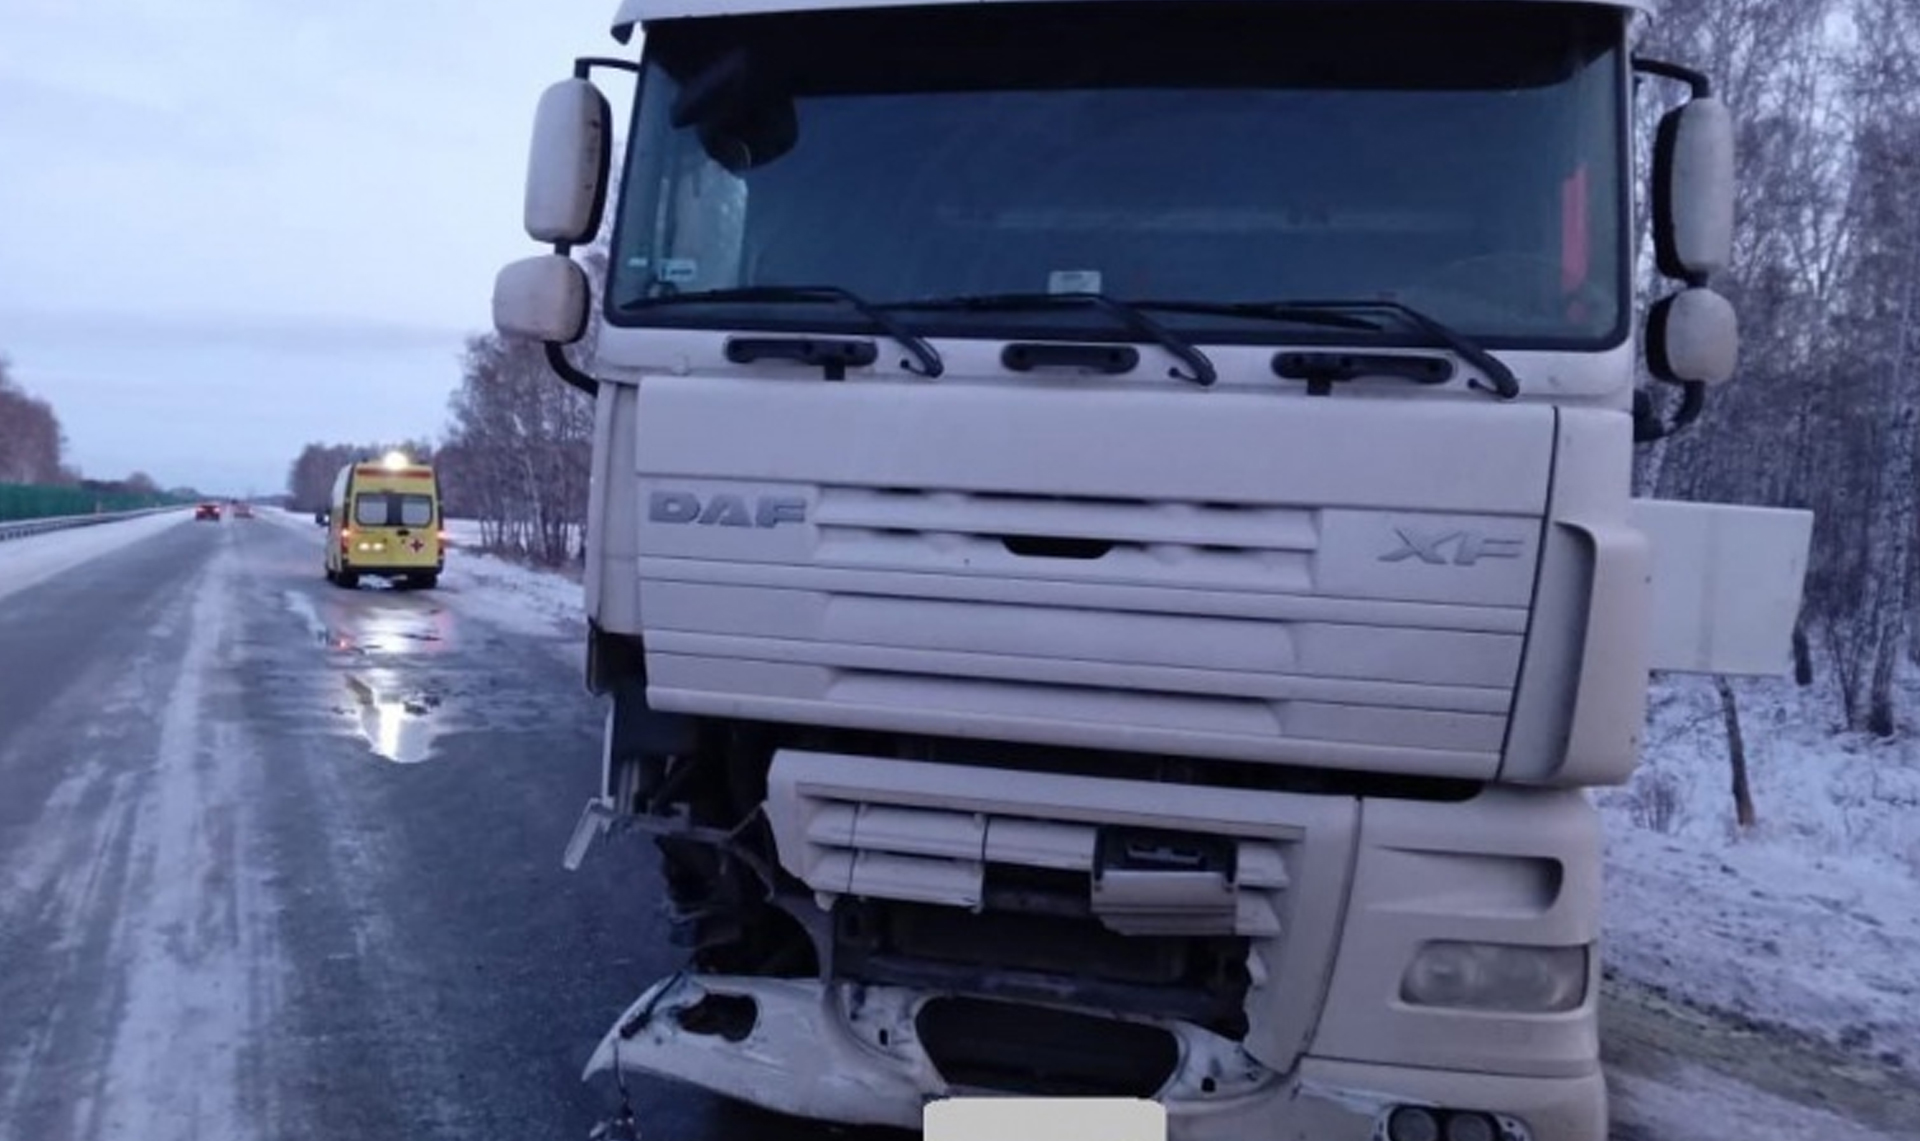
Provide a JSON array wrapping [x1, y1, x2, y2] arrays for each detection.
[[0, 508, 191, 605], [0, 512, 754, 1141]]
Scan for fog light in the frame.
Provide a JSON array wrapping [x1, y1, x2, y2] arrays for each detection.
[[1400, 942, 1587, 1013], [1445, 1113, 1497, 1141], [1387, 1107, 1441, 1141]]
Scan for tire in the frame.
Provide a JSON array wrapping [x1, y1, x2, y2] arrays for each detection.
[[412, 573, 438, 590], [324, 566, 336, 584], [337, 570, 360, 589]]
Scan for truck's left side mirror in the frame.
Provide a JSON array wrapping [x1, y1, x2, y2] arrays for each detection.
[[1651, 97, 1735, 282], [524, 78, 613, 246]]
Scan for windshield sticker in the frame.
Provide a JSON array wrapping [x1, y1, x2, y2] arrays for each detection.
[[658, 258, 699, 284], [1048, 269, 1103, 294]]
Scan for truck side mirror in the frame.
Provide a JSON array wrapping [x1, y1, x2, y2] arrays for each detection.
[[1647, 287, 1738, 386], [524, 78, 613, 245], [1651, 97, 1735, 281], [494, 254, 592, 344]]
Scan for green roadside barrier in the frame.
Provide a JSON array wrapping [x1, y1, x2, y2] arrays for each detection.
[[0, 483, 187, 523]]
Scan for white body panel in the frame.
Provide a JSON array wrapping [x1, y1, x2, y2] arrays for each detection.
[[1634, 497, 1814, 675]]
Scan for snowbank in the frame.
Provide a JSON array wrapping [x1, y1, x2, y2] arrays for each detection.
[[1600, 673, 1920, 1072], [266, 508, 586, 643], [438, 543, 587, 642], [0, 510, 191, 606]]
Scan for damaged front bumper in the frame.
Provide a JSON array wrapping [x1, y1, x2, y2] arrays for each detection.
[[583, 974, 1605, 1141]]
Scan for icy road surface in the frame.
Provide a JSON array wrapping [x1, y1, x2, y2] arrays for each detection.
[[0, 509, 191, 606], [0, 512, 1912, 1141]]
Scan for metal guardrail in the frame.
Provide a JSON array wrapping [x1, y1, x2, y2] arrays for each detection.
[[0, 505, 188, 543]]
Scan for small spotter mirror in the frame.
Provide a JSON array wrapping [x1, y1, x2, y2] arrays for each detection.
[[1648, 287, 1738, 386], [493, 254, 592, 345]]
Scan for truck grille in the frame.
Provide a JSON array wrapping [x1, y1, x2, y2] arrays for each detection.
[[631, 378, 1555, 779]]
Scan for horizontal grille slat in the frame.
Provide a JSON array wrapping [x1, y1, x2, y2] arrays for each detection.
[[815, 487, 1320, 552]]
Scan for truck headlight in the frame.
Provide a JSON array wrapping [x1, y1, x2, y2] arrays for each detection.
[[1399, 942, 1588, 1013]]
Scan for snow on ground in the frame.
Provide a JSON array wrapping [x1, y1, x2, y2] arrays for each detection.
[[1612, 1060, 1911, 1141], [1599, 671, 1920, 1073], [438, 540, 587, 641], [265, 509, 587, 642], [0, 510, 191, 605]]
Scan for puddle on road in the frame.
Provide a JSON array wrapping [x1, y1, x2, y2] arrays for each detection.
[[338, 672, 446, 764], [282, 589, 453, 656]]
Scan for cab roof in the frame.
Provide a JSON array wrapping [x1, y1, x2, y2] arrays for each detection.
[[613, 0, 1656, 39]]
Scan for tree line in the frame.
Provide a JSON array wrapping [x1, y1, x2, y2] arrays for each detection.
[[0, 351, 179, 503], [0, 353, 74, 486]]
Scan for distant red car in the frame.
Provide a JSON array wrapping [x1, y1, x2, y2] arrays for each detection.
[[194, 502, 222, 521]]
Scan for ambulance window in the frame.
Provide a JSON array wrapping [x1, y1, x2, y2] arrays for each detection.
[[355, 495, 390, 526], [399, 495, 434, 527]]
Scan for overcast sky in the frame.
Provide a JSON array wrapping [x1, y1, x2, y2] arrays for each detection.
[[0, 0, 638, 495]]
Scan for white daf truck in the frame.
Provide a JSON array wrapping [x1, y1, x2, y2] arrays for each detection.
[[492, 2, 1815, 1138]]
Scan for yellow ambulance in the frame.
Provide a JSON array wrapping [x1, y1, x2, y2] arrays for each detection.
[[324, 452, 446, 590]]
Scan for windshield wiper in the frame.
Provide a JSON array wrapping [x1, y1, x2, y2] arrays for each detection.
[[879, 292, 1217, 387], [618, 285, 944, 378], [1249, 299, 1520, 399], [1128, 299, 1384, 333]]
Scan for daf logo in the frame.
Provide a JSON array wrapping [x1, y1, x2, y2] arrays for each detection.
[[649, 490, 807, 529], [1379, 527, 1525, 567]]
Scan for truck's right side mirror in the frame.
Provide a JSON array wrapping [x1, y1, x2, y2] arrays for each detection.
[[1651, 97, 1735, 281]]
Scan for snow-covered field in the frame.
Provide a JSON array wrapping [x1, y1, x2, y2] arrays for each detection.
[[0, 510, 191, 605], [1600, 673, 1920, 1073]]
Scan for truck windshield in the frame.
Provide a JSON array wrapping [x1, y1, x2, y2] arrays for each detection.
[[606, 1, 1627, 350]]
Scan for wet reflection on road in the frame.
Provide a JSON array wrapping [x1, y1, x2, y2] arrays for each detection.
[[284, 589, 454, 656], [281, 588, 459, 764], [341, 672, 445, 764]]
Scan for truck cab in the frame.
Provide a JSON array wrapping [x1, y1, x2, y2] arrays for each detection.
[[492, 3, 1813, 1139]]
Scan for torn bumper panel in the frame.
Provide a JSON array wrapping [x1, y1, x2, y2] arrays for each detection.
[[581, 974, 1606, 1141]]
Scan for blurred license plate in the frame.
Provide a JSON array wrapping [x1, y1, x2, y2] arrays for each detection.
[[924, 1097, 1165, 1141]]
